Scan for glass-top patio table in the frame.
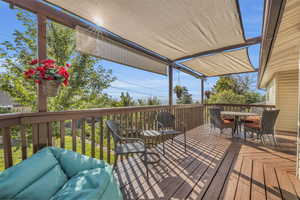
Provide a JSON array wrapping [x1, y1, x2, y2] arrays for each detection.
[[139, 130, 163, 164], [221, 111, 261, 138]]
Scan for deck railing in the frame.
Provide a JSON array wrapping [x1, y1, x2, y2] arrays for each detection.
[[0, 104, 204, 170], [203, 103, 276, 124]]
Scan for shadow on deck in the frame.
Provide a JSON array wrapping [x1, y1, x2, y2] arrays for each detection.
[[115, 126, 300, 200]]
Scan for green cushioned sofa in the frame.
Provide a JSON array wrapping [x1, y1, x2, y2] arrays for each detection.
[[0, 147, 123, 200]]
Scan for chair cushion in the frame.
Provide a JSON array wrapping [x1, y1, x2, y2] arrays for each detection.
[[0, 148, 67, 200], [222, 119, 234, 124], [243, 116, 261, 123], [49, 147, 107, 178], [223, 117, 234, 122], [50, 167, 122, 200], [244, 122, 261, 129], [116, 142, 145, 154]]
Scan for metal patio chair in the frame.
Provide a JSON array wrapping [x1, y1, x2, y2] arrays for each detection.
[[244, 109, 280, 145], [106, 120, 149, 177], [156, 111, 186, 154]]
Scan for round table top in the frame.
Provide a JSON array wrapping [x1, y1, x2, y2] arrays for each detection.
[[221, 111, 261, 117]]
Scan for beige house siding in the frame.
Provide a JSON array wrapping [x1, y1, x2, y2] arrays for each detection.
[[276, 70, 299, 132], [266, 78, 276, 105]]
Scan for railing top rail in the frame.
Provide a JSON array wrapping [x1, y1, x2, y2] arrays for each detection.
[[203, 103, 275, 107], [0, 104, 203, 127]]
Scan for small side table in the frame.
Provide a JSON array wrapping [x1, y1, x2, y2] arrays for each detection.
[[140, 130, 162, 164]]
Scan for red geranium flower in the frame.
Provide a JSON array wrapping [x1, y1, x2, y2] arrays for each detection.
[[41, 59, 55, 65], [25, 59, 71, 86], [24, 68, 36, 78], [29, 59, 38, 65], [46, 77, 54, 80], [63, 79, 69, 86], [39, 72, 46, 79], [58, 67, 69, 78], [36, 66, 46, 72]]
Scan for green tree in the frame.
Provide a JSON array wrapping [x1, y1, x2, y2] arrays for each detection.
[[208, 90, 246, 104], [174, 86, 193, 104], [137, 99, 146, 106], [213, 76, 236, 93], [244, 92, 265, 104], [147, 97, 161, 105], [208, 75, 264, 104], [137, 97, 161, 106], [0, 10, 115, 111], [118, 92, 135, 106]]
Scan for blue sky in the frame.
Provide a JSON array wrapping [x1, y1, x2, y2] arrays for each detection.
[[0, 0, 264, 103]]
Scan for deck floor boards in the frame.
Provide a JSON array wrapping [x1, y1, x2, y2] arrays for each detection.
[[116, 126, 300, 200]]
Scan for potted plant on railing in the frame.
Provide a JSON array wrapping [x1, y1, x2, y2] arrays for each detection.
[[24, 59, 70, 97]]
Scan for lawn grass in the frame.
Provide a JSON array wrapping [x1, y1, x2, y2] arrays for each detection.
[[0, 136, 114, 171]]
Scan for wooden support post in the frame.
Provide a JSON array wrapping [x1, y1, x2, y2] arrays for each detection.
[[168, 65, 173, 106], [37, 14, 48, 149], [201, 78, 204, 104], [37, 14, 47, 112]]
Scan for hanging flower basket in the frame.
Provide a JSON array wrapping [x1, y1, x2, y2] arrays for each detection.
[[24, 59, 71, 97]]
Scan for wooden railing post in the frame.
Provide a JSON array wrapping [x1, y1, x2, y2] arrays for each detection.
[[2, 128, 12, 169]]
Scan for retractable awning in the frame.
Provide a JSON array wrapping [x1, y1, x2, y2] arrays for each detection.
[[180, 48, 255, 77], [76, 26, 168, 75], [46, 0, 246, 61]]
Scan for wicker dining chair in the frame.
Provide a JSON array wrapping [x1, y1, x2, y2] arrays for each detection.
[[106, 120, 149, 177], [243, 106, 264, 124], [156, 112, 186, 154], [244, 109, 280, 145], [210, 108, 235, 136]]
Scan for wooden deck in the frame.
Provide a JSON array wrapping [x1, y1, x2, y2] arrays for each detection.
[[115, 126, 300, 200]]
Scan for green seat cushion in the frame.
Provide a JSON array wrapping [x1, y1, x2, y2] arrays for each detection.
[[49, 147, 107, 178], [50, 167, 123, 200], [0, 148, 67, 200]]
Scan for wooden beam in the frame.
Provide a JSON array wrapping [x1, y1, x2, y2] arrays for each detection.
[[258, 0, 286, 87], [169, 65, 173, 106], [173, 37, 262, 62]]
